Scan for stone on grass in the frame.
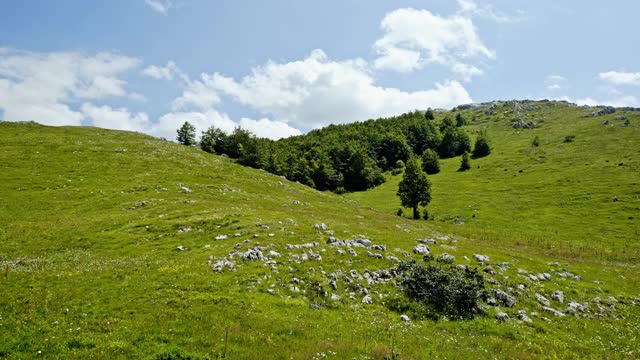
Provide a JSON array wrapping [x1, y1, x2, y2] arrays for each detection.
[[551, 290, 565, 304], [400, 315, 410, 322], [473, 254, 490, 263], [496, 312, 510, 322], [535, 293, 551, 306], [542, 306, 566, 317], [362, 295, 373, 304], [436, 253, 455, 264], [495, 289, 517, 307], [413, 244, 430, 255], [517, 310, 533, 323], [215, 235, 228, 241]]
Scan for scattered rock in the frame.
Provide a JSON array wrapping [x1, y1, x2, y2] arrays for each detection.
[[400, 315, 410, 322], [213, 259, 235, 272], [473, 254, 490, 263], [436, 253, 455, 264], [215, 235, 228, 241], [266, 251, 281, 259], [551, 290, 565, 304], [537, 273, 552, 281], [565, 302, 586, 314], [310, 304, 321, 310], [176, 245, 187, 251], [331, 293, 341, 301], [362, 295, 373, 304], [413, 244, 430, 255], [517, 310, 533, 323], [180, 186, 192, 193], [542, 306, 566, 317], [496, 312, 510, 322], [314, 223, 328, 231], [535, 293, 551, 306], [495, 289, 517, 307]]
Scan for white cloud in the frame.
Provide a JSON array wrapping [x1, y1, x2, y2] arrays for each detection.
[[178, 49, 471, 130], [81, 103, 150, 132], [0, 49, 139, 125], [545, 74, 567, 91], [151, 110, 237, 141], [372, 7, 494, 79], [144, 0, 172, 14], [238, 118, 302, 140], [373, 46, 422, 73], [142, 61, 185, 81], [456, 0, 524, 23], [598, 71, 640, 86], [452, 63, 483, 82], [556, 95, 640, 108]]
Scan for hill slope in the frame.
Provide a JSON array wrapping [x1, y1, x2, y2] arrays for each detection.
[[1, 121, 639, 359], [347, 101, 640, 262]]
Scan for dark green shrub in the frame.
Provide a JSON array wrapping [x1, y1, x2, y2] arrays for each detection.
[[459, 152, 471, 171], [421, 148, 440, 174], [532, 136, 540, 147], [472, 132, 491, 158], [395, 262, 485, 319]]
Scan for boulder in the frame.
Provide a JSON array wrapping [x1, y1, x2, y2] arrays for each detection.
[[473, 254, 490, 263], [413, 244, 430, 255], [535, 293, 551, 306], [495, 289, 517, 307], [496, 312, 510, 322], [550, 290, 565, 304]]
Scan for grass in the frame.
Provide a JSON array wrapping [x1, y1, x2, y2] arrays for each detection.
[[1, 110, 640, 359], [347, 101, 640, 263]]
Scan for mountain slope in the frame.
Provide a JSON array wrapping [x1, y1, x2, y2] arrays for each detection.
[[1, 121, 639, 359], [347, 101, 640, 262]]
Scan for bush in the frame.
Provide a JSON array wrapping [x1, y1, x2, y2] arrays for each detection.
[[459, 152, 471, 171], [472, 132, 491, 158], [397, 208, 404, 217], [421, 148, 440, 174], [532, 136, 540, 147], [396, 262, 485, 319]]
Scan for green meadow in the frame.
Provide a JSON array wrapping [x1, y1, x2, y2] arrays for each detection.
[[1, 101, 640, 359]]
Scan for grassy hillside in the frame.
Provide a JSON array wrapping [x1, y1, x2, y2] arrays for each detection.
[[347, 101, 640, 262], [1, 120, 639, 359]]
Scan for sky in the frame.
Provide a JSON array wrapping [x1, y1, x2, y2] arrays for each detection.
[[1, 0, 639, 140]]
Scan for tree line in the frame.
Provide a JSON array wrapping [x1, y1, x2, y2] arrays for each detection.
[[176, 109, 490, 193]]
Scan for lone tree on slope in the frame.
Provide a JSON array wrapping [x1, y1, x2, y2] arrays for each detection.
[[397, 157, 432, 219], [177, 121, 196, 146]]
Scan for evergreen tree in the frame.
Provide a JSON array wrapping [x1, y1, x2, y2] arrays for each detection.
[[472, 131, 491, 158], [455, 113, 466, 127], [424, 108, 435, 120], [176, 121, 196, 146], [421, 148, 440, 174], [397, 157, 432, 219], [459, 151, 471, 171]]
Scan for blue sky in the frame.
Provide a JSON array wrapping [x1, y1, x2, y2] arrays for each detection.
[[1, 0, 639, 140]]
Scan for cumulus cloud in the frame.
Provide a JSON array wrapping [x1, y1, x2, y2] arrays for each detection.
[[598, 71, 640, 86], [142, 61, 186, 82], [177, 49, 471, 131], [372, 7, 494, 79], [144, 0, 172, 14], [0, 49, 139, 125], [238, 118, 303, 140], [81, 103, 150, 132], [456, 0, 525, 23], [545, 75, 567, 91], [151, 110, 237, 141]]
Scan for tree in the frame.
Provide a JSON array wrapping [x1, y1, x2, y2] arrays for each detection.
[[424, 108, 435, 120], [472, 131, 491, 158], [421, 148, 440, 174], [200, 126, 226, 154], [176, 121, 196, 145], [377, 133, 412, 171], [459, 151, 471, 171], [397, 157, 432, 219], [455, 113, 466, 127]]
